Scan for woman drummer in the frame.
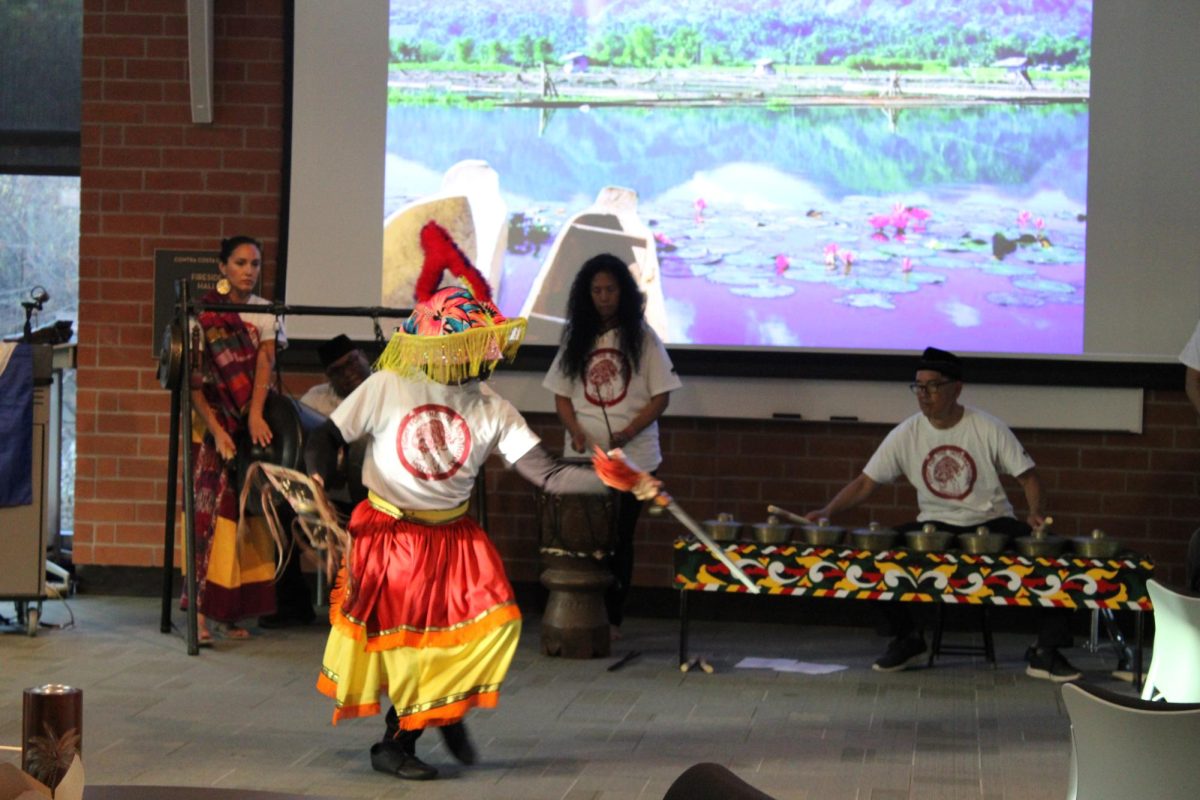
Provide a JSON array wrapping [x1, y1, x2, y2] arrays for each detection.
[[542, 253, 682, 638]]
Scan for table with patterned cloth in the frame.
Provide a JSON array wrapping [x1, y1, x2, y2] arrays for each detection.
[[673, 539, 1154, 675]]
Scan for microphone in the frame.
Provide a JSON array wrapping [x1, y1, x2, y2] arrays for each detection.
[[22, 286, 50, 311], [20, 286, 51, 343]]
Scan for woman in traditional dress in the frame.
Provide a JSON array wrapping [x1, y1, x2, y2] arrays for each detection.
[[542, 254, 682, 638], [304, 221, 605, 781], [188, 235, 282, 643]]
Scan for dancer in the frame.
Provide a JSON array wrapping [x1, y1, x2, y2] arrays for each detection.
[[305, 221, 605, 780]]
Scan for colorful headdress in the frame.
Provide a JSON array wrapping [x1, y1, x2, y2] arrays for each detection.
[[375, 221, 526, 384]]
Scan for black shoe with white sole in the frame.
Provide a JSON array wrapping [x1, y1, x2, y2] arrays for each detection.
[[1025, 646, 1082, 682], [872, 635, 927, 672]]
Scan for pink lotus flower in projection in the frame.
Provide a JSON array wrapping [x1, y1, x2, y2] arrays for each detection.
[[824, 243, 839, 270], [868, 204, 932, 241], [774, 254, 789, 275], [841, 250, 855, 275], [1035, 218, 1051, 247], [1017, 210, 1032, 228], [901, 257, 913, 273], [653, 231, 675, 250], [906, 206, 930, 232]]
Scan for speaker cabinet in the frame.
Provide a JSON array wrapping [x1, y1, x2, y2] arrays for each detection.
[[187, 0, 214, 124]]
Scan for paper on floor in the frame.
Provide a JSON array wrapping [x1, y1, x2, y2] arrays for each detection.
[[735, 657, 848, 674]]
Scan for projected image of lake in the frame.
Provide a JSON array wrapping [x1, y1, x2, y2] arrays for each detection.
[[382, 0, 1092, 355], [385, 102, 1086, 354]]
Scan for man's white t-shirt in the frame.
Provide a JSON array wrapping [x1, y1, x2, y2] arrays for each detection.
[[862, 406, 1035, 527], [299, 382, 340, 417], [330, 371, 540, 510], [542, 325, 681, 471]]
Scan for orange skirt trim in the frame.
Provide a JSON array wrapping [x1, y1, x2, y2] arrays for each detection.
[[316, 678, 501, 728], [402, 692, 500, 730], [330, 598, 522, 651], [316, 673, 381, 722]]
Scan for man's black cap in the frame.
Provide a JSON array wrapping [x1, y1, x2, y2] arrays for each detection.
[[317, 334, 357, 369], [916, 346, 962, 380]]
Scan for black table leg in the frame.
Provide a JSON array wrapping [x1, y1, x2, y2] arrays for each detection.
[[1133, 611, 1144, 693], [679, 589, 689, 668]]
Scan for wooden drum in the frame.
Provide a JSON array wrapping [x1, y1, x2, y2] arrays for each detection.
[[537, 489, 615, 659]]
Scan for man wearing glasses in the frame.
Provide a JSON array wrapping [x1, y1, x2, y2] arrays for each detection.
[[804, 347, 1078, 681]]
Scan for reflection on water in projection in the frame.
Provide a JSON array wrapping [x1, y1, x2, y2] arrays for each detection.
[[385, 103, 1087, 354]]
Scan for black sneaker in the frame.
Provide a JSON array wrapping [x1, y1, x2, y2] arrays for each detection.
[[1025, 646, 1082, 682], [872, 635, 927, 672]]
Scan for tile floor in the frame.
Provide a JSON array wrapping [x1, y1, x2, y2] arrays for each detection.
[[0, 595, 1135, 799]]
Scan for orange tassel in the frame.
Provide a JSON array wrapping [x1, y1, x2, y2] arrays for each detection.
[[591, 446, 643, 492]]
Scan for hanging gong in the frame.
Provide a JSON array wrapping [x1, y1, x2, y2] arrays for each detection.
[[157, 320, 184, 390]]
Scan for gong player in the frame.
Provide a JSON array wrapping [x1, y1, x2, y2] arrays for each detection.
[[803, 347, 1080, 682]]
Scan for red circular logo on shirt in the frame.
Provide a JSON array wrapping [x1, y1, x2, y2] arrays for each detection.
[[396, 404, 471, 481], [583, 348, 630, 408], [922, 445, 977, 500]]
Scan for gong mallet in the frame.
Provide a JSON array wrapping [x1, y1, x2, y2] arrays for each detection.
[[766, 504, 809, 525]]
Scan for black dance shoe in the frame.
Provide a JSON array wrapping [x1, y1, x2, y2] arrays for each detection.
[[369, 741, 438, 781], [439, 721, 477, 765]]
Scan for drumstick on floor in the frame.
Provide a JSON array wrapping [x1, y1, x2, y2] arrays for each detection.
[[607, 650, 641, 672]]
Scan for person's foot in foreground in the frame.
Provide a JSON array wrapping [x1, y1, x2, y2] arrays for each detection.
[[1025, 646, 1082, 682], [872, 634, 927, 672]]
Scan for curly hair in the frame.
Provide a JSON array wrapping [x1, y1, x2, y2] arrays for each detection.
[[558, 253, 646, 382]]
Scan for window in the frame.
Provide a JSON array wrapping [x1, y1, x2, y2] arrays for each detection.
[[1, 0, 81, 538]]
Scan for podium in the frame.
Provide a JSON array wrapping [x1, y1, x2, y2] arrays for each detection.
[[0, 344, 67, 635]]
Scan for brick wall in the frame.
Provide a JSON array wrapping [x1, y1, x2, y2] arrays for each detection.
[[76, 0, 285, 566], [76, 1, 1200, 588]]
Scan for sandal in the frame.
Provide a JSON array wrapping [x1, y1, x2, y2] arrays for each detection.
[[221, 624, 251, 640], [197, 628, 214, 647]]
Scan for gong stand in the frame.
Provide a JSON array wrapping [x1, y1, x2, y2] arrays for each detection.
[[157, 284, 410, 654]]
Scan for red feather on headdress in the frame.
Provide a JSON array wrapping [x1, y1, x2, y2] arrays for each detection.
[[415, 221, 493, 305]]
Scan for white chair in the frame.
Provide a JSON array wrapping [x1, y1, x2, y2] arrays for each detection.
[[1062, 682, 1200, 800], [1142, 578, 1200, 702]]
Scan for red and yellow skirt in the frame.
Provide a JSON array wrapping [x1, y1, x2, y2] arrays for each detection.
[[317, 497, 521, 729]]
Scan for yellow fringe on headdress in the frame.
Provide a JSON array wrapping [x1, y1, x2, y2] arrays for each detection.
[[374, 317, 527, 384]]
